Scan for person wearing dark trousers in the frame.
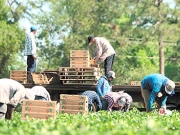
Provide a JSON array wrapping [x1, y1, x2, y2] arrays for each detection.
[[24, 26, 37, 73], [87, 36, 115, 76]]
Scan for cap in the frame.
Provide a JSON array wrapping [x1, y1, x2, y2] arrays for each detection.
[[30, 26, 37, 32], [106, 71, 116, 78], [118, 97, 126, 106], [165, 80, 175, 95], [87, 36, 94, 44]]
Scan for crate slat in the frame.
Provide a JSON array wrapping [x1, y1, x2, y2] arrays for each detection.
[[59, 109, 88, 115]]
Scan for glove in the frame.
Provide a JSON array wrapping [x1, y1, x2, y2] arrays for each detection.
[[159, 106, 166, 115]]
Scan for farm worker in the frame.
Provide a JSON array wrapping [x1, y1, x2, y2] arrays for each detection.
[[103, 91, 132, 112], [87, 36, 115, 76], [141, 73, 175, 112], [29, 85, 51, 101], [81, 90, 102, 112], [0, 78, 26, 120], [96, 71, 116, 100], [24, 25, 37, 73]]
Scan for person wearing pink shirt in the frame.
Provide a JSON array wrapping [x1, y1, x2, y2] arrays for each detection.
[[103, 91, 133, 112]]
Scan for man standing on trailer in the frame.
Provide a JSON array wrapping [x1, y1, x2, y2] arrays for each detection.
[[87, 36, 115, 76], [24, 26, 37, 73]]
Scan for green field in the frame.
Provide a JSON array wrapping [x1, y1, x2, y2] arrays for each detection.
[[1, 108, 180, 135]]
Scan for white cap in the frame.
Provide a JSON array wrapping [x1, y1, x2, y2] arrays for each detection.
[[25, 88, 35, 100], [118, 97, 126, 106], [107, 71, 116, 78], [165, 80, 175, 95]]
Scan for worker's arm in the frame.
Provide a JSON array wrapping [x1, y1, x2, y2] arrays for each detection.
[[96, 78, 104, 98]]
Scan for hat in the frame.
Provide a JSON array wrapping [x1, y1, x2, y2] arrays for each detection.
[[107, 71, 116, 78], [25, 88, 35, 100], [118, 97, 126, 106], [30, 26, 37, 31], [165, 80, 175, 95], [87, 36, 94, 44]]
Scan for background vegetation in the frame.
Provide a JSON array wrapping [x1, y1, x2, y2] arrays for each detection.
[[1, 0, 180, 84]]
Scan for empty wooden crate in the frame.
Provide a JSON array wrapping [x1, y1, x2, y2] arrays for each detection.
[[21, 99, 56, 120], [59, 94, 88, 115], [10, 70, 27, 84]]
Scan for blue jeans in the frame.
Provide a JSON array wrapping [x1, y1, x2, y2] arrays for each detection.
[[27, 55, 36, 72]]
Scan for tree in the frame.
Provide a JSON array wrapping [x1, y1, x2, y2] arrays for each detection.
[[0, 0, 25, 78]]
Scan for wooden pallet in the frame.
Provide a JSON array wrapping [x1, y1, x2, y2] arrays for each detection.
[[59, 67, 101, 84], [21, 99, 56, 120], [59, 94, 88, 115], [10, 70, 27, 84]]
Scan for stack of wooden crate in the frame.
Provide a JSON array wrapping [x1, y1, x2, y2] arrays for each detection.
[[10, 70, 27, 84], [59, 94, 88, 115], [70, 50, 90, 68], [59, 50, 102, 84], [21, 99, 56, 120]]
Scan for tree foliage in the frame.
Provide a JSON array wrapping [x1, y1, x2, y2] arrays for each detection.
[[2, 0, 180, 83]]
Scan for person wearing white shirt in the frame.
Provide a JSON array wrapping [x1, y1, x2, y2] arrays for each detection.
[[0, 78, 26, 120], [24, 26, 37, 73]]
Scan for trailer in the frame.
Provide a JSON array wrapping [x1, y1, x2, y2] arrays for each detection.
[[9, 69, 180, 107]]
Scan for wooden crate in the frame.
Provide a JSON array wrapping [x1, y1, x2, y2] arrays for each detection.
[[70, 50, 89, 57], [21, 99, 56, 120], [10, 70, 27, 84], [59, 94, 88, 115], [130, 81, 141, 86], [70, 64, 90, 68], [29, 73, 50, 84]]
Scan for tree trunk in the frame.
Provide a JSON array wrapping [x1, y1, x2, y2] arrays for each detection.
[[159, 33, 164, 75]]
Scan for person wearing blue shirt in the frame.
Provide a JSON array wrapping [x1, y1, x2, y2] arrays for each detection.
[[96, 71, 116, 110], [141, 73, 175, 112], [81, 90, 102, 112]]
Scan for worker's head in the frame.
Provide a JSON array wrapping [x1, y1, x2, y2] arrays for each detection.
[[87, 36, 94, 44], [24, 88, 35, 100], [118, 96, 126, 107], [30, 26, 37, 33], [165, 80, 175, 95], [106, 71, 116, 82]]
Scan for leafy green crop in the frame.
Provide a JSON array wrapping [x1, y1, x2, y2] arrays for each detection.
[[0, 108, 180, 135]]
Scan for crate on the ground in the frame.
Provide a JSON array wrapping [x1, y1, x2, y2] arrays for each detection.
[[59, 67, 102, 84], [10, 70, 27, 84], [59, 94, 88, 115], [130, 81, 141, 86], [21, 99, 56, 120]]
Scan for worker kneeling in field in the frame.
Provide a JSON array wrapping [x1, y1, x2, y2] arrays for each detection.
[[96, 71, 116, 100], [141, 73, 175, 112], [25, 86, 51, 101], [103, 91, 132, 112], [81, 91, 102, 112], [0, 78, 27, 120]]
